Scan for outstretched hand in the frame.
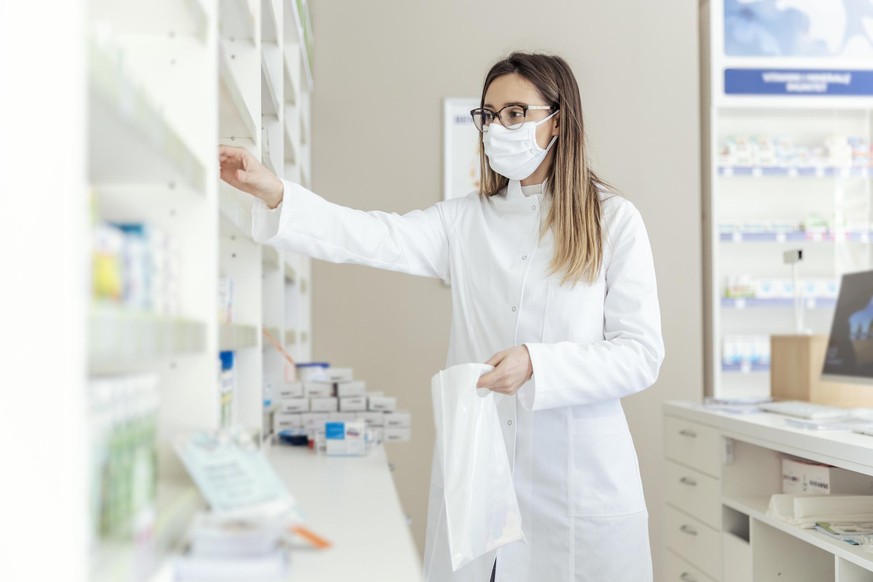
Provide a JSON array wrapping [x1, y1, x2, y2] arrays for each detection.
[[218, 144, 285, 208], [476, 346, 533, 395]]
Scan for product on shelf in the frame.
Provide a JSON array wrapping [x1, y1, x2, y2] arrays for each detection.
[[92, 223, 124, 301], [722, 335, 770, 372], [91, 221, 181, 315], [725, 275, 839, 300], [218, 351, 235, 428], [217, 276, 233, 324], [89, 374, 160, 544], [719, 134, 872, 169]]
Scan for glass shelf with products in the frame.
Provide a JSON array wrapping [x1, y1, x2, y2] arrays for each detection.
[[707, 107, 873, 399]]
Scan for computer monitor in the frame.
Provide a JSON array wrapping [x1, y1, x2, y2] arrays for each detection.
[[822, 269, 873, 385]]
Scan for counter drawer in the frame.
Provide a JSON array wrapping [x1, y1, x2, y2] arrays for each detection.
[[665, 416, 721, 478], [665, 460, 721, 529], [666, 505, 721, 580], [665, 550, 717, 582]]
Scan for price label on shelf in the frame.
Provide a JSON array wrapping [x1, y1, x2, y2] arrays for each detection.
[[815, 167, 825, 178], [806, 298, 816, 309], [788, 167, 798, 178], [776, 233, 786, 243], [732, 232, 742, 243], [862, 233, 870, 244], [812, 232, 823, 242], [752, 167, 763, 178], [723, 167, 734, 177], [734, 298, 746, 309], [840, 168, 851, 179]]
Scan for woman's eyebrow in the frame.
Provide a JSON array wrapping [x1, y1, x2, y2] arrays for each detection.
[[483, 101, 529, 109]]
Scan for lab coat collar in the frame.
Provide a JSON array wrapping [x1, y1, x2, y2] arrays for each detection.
[[505, 179, 548, 199]]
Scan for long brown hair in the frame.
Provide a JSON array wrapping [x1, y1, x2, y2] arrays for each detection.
[[478, 52, 605, 285]]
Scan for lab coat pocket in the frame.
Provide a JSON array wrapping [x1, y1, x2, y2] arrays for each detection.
[[570, 416, 646, 517]]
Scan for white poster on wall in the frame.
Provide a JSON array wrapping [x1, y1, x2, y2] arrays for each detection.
[[443, 98, 482, 201]]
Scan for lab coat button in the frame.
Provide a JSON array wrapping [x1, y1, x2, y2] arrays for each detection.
[[531, 204, 537, 211], [507, 420, 513, 426], [511, 306, 517, 312], [522, 255, 527, 260]]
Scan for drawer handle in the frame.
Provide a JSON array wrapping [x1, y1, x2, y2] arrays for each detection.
[[678, 429, 697, 438], [680, 574, 698, 582], [679, 476, 698, 487], [679, 524, 698, 536]]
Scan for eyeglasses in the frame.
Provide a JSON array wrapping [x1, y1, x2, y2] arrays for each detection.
[[470, 104, 556, 133]]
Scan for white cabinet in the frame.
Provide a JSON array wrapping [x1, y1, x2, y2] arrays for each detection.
[[664, 417, 724, 580], [664, 402, 873, 582]]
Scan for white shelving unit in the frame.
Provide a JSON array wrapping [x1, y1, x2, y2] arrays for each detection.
[[702, 1, 873, 399], [664, 401, 873, 582], [71, 1, 317, 580]]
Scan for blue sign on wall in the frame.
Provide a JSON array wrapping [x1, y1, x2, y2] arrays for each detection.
[[725, 69, 873, 96]]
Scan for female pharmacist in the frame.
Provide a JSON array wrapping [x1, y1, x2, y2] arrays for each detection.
[[219, 52, 664, 582]]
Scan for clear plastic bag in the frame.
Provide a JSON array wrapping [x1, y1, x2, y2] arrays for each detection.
[[431, 363, 525, 571]]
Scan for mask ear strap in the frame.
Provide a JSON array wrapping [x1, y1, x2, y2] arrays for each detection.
[[544, 135, 558, 152], [535, 110, 560, 126]]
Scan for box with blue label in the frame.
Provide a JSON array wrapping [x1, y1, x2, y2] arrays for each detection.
[[324, 420, 368, 456]]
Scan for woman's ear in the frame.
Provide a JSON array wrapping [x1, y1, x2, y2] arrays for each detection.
[[551, 112, 560, 137]]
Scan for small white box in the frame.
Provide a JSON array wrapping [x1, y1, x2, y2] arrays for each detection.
[[384, 427, 411, 442], [340, 396, 367, 412], [274, 412, 303, 431], [304, 380, 333, 397], [310, 397, 338, 412], [782, 456, 873, 495], [279, 398, 309, 413], [277, 381, 304, 399], [336, 380, 366, 397], [301, 412, 329, 428], [357, 411, 385, 427], [383, 411, 411, 428], [328, 412, 358, 422], [368, 395, 397, 412], [325, 367, 354, 382]]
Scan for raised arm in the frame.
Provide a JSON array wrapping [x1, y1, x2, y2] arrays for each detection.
[[219, 145, 451, 281]]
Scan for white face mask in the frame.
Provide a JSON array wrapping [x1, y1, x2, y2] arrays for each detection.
[[482, 110, 559, 180]]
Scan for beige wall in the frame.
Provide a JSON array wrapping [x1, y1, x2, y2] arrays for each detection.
[[308, 1, 703, 579]]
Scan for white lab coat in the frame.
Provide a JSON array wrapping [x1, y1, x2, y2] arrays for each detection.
[[252, 179, 664, 582]]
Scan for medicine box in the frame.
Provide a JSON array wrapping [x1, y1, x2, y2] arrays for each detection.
[[384, 427, 411, 442], [274, 412, 303, 431], [383, 411, 411, 428], [324, 420, 367, 456], [310, 397, 339, 413], [340, 396, 367, 412], [324, 367, 354, 382], [301, 412, 329, 428], [368, 395, 397, 412], [357, 411, 385, 427], [328, 412, 357, 422], [277, 381, 304, 399], [336, 380, 366, 397], [304, 380, 333, 398], [278, 398, 309, 413], [782, 456, 873, 495]]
